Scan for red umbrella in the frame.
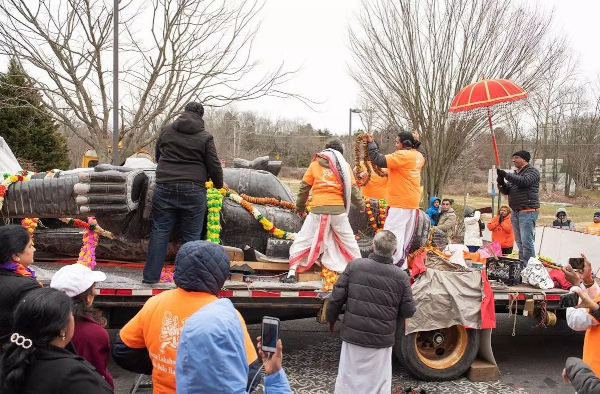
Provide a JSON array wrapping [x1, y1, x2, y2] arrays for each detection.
[[449, 78, 528, 167]]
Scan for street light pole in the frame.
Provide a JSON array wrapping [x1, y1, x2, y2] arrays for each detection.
[[349, 108, 361, 162], [112, 0, 119, 165]]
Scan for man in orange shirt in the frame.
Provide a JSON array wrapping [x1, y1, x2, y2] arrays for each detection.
[[112, 241, 259, 394], [288, 139, 365, 278], [366, 131, 425, 268], [584, 212, 600, 235]]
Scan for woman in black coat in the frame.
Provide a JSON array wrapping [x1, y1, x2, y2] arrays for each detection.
[[0, 225, 42, 346], [0, 288, 113, 394]]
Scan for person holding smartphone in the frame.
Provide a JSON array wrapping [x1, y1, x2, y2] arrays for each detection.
[[562, 254, 600, 378], [176, 299, 292, 394]]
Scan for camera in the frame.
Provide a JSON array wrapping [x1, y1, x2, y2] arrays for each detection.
[[569, 257, 585, 270], [559, 292, 579, 309]]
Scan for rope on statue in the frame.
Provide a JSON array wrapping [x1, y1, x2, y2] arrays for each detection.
[[353, 134, 387, 187], [508, 292, 519, 337]]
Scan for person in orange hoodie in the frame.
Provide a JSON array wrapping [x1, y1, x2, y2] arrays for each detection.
[[563, 254, 600, 378], [288, 139, 365, 278], [366, 131, 425, 269], [487, 205, 515, 255]]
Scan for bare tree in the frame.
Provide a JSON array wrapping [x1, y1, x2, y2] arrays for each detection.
[[0, 0, 308, 162], [349, 0, 568, 198]]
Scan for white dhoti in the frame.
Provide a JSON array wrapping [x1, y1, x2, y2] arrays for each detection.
[[288, 212, 361, 273], [334, 341, 393, 394], [383, 207, 418, 269]]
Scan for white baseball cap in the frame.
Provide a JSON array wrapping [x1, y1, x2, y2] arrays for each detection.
[[50, 263, 107, 297]]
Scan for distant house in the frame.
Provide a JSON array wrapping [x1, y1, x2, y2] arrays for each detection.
[[531, 158, 576, 196]]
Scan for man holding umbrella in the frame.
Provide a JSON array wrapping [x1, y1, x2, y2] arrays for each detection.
[[496, 151, 540, 266]]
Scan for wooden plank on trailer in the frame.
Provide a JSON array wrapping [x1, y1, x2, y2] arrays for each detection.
[[230, 261, 289, 271]]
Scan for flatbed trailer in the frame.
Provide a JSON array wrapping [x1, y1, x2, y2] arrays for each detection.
[[32, 260, 574, 381]]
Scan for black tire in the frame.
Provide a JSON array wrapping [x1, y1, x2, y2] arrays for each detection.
[[394, 325, 480, 381]]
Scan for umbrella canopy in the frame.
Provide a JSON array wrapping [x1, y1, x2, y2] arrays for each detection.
[[449, 78, 527, 113]]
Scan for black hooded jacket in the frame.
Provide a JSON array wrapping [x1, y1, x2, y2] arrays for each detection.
[[155, 110, 223, 188], [326, 253, 416, 348]]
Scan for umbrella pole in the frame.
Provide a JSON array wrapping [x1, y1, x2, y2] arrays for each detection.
[[487, 108, 502, 215]]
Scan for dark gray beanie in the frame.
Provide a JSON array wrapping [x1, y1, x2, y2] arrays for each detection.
[[512, 150, 531, 162]]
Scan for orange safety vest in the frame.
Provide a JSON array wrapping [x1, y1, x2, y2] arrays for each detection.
[[583, 293, 600, 376]]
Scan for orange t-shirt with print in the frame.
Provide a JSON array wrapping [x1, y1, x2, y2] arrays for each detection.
[[119, 288, 258, 394], [302, 160, 356, 208], [359, 162, 388, 200], [384, 149, 425, 209]]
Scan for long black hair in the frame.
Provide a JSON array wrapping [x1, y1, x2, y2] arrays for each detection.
[[325, 139, 344, 154], [397, 131, 422, 150], [72, 285, 106, 326], [0, 288, 72, 391], [0, 225, 30, 263]]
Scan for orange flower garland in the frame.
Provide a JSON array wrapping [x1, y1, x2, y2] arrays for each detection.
[[321, 266, 340, 291], [21, 218, 39, 242], [353, 134, 387, 187], [364, 198, 388, 232]]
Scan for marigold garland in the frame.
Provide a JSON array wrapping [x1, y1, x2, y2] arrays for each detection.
[[321, 266, 340, 291], [353, 134, 387, 187], [206, 186, 224, 244], [77, 217, 99, 270], [160, 265, 175, 283], [222, 190, 297, 240], [59, 218, 115, 239], [364, 197, 388, 232], [21, 218, 39, 243]]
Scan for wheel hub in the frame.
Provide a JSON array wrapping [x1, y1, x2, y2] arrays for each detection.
[[432, 332, 444, 346]]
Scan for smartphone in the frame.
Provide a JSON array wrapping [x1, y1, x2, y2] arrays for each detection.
[[569, 257, 585, 270], [261, 316, 280, 353], [559, 292, 579, 309]]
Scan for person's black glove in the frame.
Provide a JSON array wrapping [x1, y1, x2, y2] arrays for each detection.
[[498, 215, 504, 223], [496, 168, 506, 185]]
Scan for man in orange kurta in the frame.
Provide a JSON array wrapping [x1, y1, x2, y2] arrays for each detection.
[[366, 132, 425, 269], [288, 139, 365, 278]]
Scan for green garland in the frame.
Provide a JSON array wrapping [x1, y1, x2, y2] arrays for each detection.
[[206, 186, 224, 243]]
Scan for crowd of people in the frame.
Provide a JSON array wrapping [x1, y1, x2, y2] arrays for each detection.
[[0, 101, 598, 393]]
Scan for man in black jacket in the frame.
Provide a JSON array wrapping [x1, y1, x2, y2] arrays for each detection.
[[497, 150, 540, 266], [143, 102, 224, 283], [326, 230, 416, 394]]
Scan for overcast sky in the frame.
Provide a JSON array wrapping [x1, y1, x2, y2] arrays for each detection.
[[237, 0, 600, 135]]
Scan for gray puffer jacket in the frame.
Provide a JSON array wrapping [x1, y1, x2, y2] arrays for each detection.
[[498, 165, 540, 212], [564, 357, 600, 393], [326, 253, 416, 348]]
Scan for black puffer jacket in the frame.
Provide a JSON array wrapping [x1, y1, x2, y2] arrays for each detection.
[[326, 254, 416, 348], [0, 269, 41, 345], [498, 165, 540, 211], [155, 106, 223, 188], [564, 357, 600, 393]]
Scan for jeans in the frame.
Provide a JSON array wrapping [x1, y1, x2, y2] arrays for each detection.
[[467, 245, 480, 253], [510, 210, 539, 266], [143, 182, 207, 282]]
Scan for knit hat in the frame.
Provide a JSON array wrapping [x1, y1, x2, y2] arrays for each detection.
[[512, 150, 531, 162], [594, 212, 600, 218]]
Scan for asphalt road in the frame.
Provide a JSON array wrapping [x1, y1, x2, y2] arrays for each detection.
[[108, 314, 584, 394]]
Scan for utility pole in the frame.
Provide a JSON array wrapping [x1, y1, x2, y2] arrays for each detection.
[[349, 108, 361, 163], [112, 0, 119, 165]]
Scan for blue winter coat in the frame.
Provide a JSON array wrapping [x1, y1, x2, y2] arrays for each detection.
[[425, 196, 441, 225], [176, 298, 292, 394]]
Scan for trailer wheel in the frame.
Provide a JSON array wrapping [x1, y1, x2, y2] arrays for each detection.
[[395, 325, 480, 381]]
